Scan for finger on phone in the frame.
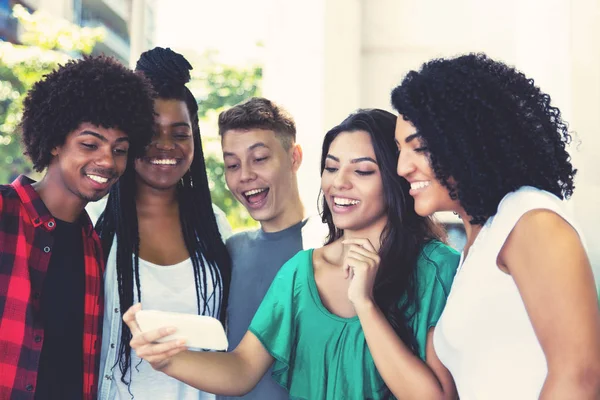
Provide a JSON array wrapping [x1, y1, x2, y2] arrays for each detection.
[[131, 326, 178, 348], [137, 338, 187, 358], [123, 303, 143, 335]]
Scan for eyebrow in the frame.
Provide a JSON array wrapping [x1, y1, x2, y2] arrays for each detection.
[[170, 122, 191, 129], [223, 142, 269, 158], [248, 142, 268, 151], [405, 133, 420, 143], [326, 154, 377, 164], [79, 130, 129, 143]]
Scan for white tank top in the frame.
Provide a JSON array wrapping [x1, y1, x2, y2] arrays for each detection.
[[433, 186, 589, 400]]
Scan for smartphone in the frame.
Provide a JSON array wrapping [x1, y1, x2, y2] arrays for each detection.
[[135, 309, 228, 351]]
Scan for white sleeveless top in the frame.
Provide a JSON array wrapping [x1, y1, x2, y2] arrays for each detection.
[[433, 186, 588, 400]]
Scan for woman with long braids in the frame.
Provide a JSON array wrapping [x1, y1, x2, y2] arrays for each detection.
[[96, 47, 232, 399], [121, 109, 460, 400], [392, 53, 600, 399]]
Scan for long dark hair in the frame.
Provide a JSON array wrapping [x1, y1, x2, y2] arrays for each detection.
[[320, 109, 445, 354], [96, 47, 231, 384]]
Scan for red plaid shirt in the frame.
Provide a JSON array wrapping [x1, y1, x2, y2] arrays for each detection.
[[0, 175, 104, 400]]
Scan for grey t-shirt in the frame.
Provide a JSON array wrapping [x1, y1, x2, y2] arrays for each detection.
[[220, 217, 327, 400]]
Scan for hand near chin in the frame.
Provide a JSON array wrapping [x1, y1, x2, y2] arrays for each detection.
[[342, 238, 380, 310], [122, 303, 188, 372]]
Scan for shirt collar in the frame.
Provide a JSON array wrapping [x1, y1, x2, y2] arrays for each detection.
[[11, 174, 95, 236]]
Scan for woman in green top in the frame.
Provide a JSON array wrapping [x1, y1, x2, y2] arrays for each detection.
[[123, 109, 460, 399]]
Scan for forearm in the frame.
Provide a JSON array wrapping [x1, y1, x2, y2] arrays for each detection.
[[162, 350, 262, 396], [357, 302, 445, 400]]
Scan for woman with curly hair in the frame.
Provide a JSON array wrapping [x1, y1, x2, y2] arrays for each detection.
[[392, 53, 600, 399], [95, 47, 232, 400], [119, 109, 461, 399]]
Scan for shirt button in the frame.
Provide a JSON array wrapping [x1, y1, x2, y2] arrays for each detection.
[[34, 335, 42, 343], [47, 221, 55, 228], [105, 375, 112, 381], [43, 246, 51, 253], [26, 384, 34, 391], [110, 343, 115, 349], [114, 308, 119, 313]]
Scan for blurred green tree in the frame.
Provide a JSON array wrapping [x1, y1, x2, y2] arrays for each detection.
[[0, 4, 103, 183], [0, 6, 261, 231], [189, 49, 262, 230]]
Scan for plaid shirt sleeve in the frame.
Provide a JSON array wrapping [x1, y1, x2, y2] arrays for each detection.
[[0, 176, 104, 400]]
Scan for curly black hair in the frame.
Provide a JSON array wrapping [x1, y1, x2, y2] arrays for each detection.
[[20, 55, 156, 171], [391, 53, 577, 225]]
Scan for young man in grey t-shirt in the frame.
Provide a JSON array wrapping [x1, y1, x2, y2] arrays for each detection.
[[217, 97, 326, 400]]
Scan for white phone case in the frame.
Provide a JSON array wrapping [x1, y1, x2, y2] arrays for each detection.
[[136, 310, 228, 351]]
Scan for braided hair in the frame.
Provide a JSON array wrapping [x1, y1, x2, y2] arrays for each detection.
[[96, 47, 231, 384]]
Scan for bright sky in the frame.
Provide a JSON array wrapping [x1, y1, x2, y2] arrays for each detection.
[[154, 0, 269, 64]]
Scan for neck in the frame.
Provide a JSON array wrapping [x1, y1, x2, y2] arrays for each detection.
[[260, 194, 305, 233], [457, 207, 484, 253], [135, 181, 179, 214], [341, 214, 387, 253], [33, 169, 87, 223]]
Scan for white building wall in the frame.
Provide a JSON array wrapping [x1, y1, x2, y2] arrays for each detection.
[[264, 0, 600, 284]]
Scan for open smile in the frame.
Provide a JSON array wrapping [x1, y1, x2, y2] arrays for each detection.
[[331, 195, 361, 214], [143, 157, 183, 167], [242, 187, 269, 209]]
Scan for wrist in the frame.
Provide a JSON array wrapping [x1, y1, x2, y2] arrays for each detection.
[[353, 298, 377, 314]]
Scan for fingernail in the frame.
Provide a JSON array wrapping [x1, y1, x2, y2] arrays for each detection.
[[177, 339, 187, 346], [166, 327, 177, 334]]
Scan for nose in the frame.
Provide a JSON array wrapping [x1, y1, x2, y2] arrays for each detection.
[[153, 135, 176, 151], [95, 146, 117, 170], [332, 168, 351, 190], [239, 162, 257, 183], [396, 150, 415, 178]]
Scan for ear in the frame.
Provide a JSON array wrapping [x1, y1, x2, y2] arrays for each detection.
[[290, 143, 303, 173], [50, 146, 59, 156]]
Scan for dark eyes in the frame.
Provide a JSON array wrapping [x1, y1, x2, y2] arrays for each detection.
[[356, 170, 375, 176], [81, 143, 127, 155], [324, 166, 374, 176], [396, 146, 429, 156], [225, 157, 268, 171]]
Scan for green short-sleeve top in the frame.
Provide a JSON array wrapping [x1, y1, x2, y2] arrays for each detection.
[[248, 240, 460, 400]]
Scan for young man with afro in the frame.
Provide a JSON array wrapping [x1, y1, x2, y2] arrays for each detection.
[[0, 56, 156, 400]]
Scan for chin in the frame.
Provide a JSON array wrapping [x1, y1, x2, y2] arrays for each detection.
[[414, 203, 435, 218], [150, 180, 181, 190], [81, 192, 106, 203]]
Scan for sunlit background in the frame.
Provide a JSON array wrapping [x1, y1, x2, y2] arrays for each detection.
[[1, 0, 598, 286]]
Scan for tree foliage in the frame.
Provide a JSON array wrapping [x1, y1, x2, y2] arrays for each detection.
[[0, 6, 261, 230], [190, 49, 262, 230], [0, 5, 103, 183]]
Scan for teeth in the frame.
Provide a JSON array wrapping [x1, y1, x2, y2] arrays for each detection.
[[150, 159, 177, 165], [411, 181, 431, 190], [87, 174, 108, 184], [244, 188, 267, 196], [333, 197, 360, 206]]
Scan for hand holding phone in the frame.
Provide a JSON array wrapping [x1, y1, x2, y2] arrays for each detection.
[[135, 309, 228, 351]]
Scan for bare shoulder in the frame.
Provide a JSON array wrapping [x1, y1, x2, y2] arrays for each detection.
[[498, 208, 585, 271]]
